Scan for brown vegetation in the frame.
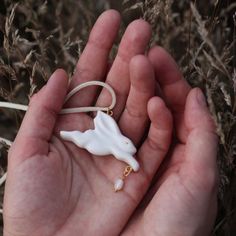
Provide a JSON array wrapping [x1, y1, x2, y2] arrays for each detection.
[[0, 0, 235, 235]]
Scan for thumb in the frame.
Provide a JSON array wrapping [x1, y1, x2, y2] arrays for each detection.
[[185, 88, 216, 132], [184, 88, 218, 193], [9, 69, 68, 164]]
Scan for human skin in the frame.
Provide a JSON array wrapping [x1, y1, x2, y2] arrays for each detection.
[[3, 10, 218, 236]]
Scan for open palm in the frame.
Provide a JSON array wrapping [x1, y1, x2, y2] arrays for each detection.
[[122, 47, 219, 236], [3, 10, 218, 236], [4, 11, 171, 236]]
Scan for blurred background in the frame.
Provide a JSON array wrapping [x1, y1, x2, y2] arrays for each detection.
[[0, 0, 235, 235]]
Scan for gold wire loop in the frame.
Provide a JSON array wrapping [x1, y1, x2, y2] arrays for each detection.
[[107, 108, 113, 117], [123, 166, 133, 177]]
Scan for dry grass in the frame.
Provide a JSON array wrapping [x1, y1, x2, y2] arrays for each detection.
[[0, 0, 235, 235]]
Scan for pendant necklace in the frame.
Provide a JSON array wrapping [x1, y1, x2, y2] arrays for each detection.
[[59, 81, 139, 192], [0, 81, 140, 192]]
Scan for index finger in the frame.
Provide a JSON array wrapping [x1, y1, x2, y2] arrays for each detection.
[[96, 19, 152, 119], [68, 10, 121, 108]]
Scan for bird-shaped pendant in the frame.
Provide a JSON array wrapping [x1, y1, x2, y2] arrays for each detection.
[[60, 111, 140, 172]]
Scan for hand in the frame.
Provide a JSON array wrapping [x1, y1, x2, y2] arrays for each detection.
[[3, 10, 172, 236], [3, 10, 218, 236], [122, 47, 219, 236]]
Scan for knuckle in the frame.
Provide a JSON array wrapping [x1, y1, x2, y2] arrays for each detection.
[[88, 37, 110, 51], [125, 106, 146, 119], [75, 67, 98, 82], [147, 136, 168, 154]]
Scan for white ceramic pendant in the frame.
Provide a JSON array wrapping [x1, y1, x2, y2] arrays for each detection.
[[60, 111, 140, 172]]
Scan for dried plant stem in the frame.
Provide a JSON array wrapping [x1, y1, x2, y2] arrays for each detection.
[[0, 137, 12, 147], [0, 173, 7, 187]]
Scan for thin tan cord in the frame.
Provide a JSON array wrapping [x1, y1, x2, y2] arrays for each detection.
[[0, 81, 117, 187], [60, 81, 116, 114], [0, 81, 116, 114]]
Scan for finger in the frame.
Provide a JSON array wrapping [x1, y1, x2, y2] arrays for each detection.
[[148, 46, 191, 143], [125, 89, 218, 232], [119, 55, 155, 145], [138, 97, 173, 179], [67, 10, 121, 107], [96, 20, 152, 119], [92, 96, 172, 202], [9, 69, 68, 163], [102, 97, 173, 204], [184, 88, 218, 193], [136, 88, 218, 205], [185, 88, 216, 133]]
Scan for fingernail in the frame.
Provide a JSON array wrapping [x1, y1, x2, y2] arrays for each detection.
[[196, 88, 207, 107]]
